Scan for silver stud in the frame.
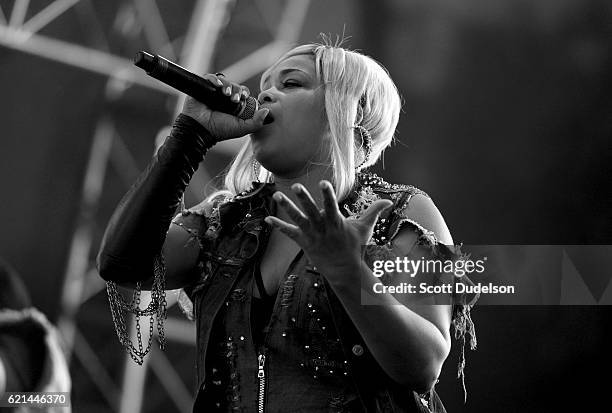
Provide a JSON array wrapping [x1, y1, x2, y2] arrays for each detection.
[[239, 336, 245, 341], [245, 213, 252, 218], [352, 344, 364, 356], [281, 332, 287, 337]]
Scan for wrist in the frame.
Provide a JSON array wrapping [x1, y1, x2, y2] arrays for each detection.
[[173, 113, 217, 151], [320, 257, 365, 290]]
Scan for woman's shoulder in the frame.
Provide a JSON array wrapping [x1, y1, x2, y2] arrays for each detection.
[[355, 172, 452, 246], [171, 192, 231, 237], [186, 191, 232, 216], [358, 171, 429, 200]]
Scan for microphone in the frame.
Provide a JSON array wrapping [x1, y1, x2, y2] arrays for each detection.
[[134, 51, 258, 120]]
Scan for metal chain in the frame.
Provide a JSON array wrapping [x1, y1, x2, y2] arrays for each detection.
[[105, 254, 167, 365]]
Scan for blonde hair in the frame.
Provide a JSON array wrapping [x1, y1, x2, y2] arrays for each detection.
[[216, 42, 401, 202]]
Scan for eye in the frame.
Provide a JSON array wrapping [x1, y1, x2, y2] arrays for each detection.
[[282, 80, 301, 88]]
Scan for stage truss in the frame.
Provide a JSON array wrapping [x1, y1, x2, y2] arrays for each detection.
[[0, 0, 311, 411]]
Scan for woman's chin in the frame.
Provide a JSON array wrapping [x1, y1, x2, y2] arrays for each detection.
[[252, 122, 274, 140]]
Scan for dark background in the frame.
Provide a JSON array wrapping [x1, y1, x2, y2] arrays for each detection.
[[1, 0, 610, 411]]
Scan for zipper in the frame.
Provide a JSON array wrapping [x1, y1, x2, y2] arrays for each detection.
[[257, 353, 266, 413]]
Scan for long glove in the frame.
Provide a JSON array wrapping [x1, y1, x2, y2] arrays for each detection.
[[97, 114, 215, 284]]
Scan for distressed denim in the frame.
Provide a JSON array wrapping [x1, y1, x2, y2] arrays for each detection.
[[175, 174, 472, 412]]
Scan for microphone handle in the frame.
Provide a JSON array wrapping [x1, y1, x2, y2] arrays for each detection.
[[134, 51, 242, 117]]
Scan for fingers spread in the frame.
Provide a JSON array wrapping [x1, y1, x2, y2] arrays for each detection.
[[273, 192, 309, 227], [264, 216, 300, 239], [360, 199, 393, 226], [320, 180, 342, 225], [292, 184, 323, 225]]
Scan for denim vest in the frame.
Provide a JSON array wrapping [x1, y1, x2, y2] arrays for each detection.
[[175, 173, 473, 413]]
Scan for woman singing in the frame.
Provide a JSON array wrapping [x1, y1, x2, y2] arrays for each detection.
[[98, 41, 476, 413]]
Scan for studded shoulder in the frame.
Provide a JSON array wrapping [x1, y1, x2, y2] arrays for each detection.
[[342, 172, 430, 246], [357, 171, 429, 197]]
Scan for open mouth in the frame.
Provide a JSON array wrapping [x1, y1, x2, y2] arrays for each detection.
[[263, 113, 274, 125]]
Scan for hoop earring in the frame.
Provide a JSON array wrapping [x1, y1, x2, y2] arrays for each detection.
[[354, 125, 372, 169], [252, 158, 261, 182]]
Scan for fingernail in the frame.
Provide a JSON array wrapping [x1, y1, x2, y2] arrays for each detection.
[[232, 93, 240, 102], [216, 79, 223, 86], [225, 86, 231, 95], [319, 181, 326, 189], [292, 184, 301, 193], [273, 192, 283, 201]]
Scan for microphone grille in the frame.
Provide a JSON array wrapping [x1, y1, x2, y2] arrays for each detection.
[[238, 96, 258, 120]]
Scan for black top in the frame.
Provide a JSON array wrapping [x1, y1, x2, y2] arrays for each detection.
[[251, 260, 276, 346]]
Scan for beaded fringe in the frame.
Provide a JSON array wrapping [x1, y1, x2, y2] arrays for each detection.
[[106, 254, 167, 365], [453, 303, 477, 402], [391, 216, 479, 402]]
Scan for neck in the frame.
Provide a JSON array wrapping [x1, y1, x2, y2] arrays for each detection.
[[272, 165, 332, 219]]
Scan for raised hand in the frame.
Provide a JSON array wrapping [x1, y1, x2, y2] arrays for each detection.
[[264, 180, 392, 281]]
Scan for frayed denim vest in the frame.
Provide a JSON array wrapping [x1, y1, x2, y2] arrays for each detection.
[[175, 173, 476, 413]]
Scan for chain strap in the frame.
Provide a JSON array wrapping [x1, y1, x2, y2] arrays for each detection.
[[106, 254, 167, 365]]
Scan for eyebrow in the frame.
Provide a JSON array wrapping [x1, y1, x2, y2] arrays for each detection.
[[261, 68, 311, 89]]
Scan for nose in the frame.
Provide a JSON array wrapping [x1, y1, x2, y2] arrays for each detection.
[[257, 89, 275, 104]]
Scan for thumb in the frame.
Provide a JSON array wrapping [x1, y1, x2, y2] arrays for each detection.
[[240, 108, 270, 134], [360, 199, 393, 227]]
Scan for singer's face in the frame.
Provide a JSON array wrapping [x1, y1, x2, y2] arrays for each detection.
[[251, 54, 328, 176]]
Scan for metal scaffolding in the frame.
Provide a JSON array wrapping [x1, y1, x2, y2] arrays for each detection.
[[0, 0, 311, 411]]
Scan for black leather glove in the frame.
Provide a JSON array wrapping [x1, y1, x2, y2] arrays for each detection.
[[97, 114, 215, 283]]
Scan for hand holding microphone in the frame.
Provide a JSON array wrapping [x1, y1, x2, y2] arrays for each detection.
[[134, 51, 270, 141]]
